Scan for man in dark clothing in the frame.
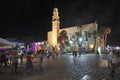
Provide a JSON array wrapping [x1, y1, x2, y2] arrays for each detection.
[[1, 52, 7, 66], [20, 53, 24, 63]]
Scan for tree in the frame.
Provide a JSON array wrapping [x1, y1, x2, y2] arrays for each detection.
[[58, 36, 63, 44], [85, 31, 88, 41], [75, 31, 82, 47], [92, 30, 98, 52], [98, 27, 111, 52], [104, 27, 111, 48], [60, 30, 68, 41], [57, 30, 68, 48]]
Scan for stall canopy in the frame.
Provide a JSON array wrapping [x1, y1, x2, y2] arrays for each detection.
[[0, 38, 13, 48]]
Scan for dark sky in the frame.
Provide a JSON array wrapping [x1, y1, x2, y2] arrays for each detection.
[[0, 0, 120, 46]]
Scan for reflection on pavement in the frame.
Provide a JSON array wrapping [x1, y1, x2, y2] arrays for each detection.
[[80, 75, 90, 80]]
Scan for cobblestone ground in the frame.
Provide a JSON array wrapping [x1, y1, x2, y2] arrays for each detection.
[[0, 54, 120, 80]]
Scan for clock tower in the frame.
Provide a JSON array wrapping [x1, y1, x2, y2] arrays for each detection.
[[52, 8, 60, 46]]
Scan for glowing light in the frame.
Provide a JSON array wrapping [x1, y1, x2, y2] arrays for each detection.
[[116, 46, 120, 50], [89, 44, 94, 49], [79, 38, 83, 42], [35, 43, 37, 45], [38, 42, 41, 45], [98, 47, 101, 54], [69, 41, 73, 44]]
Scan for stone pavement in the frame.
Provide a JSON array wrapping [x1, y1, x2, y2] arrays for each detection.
[[0, 53, 120, 80]]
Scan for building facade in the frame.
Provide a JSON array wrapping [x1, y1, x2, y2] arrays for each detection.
[[47, 7, 103, 52]]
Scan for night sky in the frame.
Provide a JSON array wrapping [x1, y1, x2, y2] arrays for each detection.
[[0, 0, 120, 46]]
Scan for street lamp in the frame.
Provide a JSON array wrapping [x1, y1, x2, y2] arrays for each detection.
[[79, 38, 83, 47]]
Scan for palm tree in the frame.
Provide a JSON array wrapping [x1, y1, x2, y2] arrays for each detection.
[[98, 27, 106, 52], [98, 27, 111, 53], [104, 27, 111, 49]]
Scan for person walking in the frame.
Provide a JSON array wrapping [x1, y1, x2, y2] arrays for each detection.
[[72, 45, 78, 58], [108, 50, 113, 67], [1, 52, 7, 67], [25, 52, 34, 74], [20, 52, 24, 63], [110, 52, 120, 76], [38, 45, 44, 71], [78, 47, 82, 57], [11, 51, 18, 74]]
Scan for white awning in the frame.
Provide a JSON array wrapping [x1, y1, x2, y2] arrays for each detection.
[[0, 38, 13, 47]]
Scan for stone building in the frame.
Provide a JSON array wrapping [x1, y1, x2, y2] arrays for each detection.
[[47, 7, 103, 52]]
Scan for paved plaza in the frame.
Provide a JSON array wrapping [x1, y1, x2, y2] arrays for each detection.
[[0, 54, 120, 80]]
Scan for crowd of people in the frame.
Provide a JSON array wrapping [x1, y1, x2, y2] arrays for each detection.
[[0, 49, 24, 74], [0, 44, 120, 77], [0, 44, 60, 75]]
